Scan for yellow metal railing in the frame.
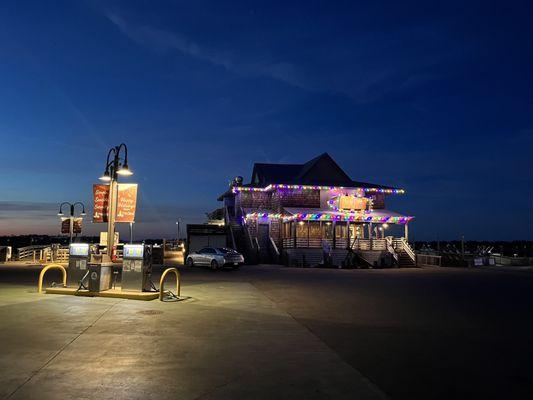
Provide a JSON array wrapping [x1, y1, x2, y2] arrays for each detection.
[[159, 267, 181, 301], [38, 263, 67, 294]]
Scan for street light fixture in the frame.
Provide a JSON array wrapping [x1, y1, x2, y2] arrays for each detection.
[[99, 170, 111, 182], [99, 143, 133, 261], [58, 202, 86, 243], [117, 162, 133, 176]]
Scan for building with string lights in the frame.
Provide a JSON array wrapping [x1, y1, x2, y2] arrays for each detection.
[[218, 153, 416, 267]]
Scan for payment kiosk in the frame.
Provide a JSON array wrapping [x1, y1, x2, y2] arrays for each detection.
[[122, 244, 153, 292], [67, 243, 90, 288]]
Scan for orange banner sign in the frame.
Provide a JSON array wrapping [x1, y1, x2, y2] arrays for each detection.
[[61, 217, 83, 234], [93, 183, 138, 223], [93, 184, 110, 223], [116, 183, 138, 223]]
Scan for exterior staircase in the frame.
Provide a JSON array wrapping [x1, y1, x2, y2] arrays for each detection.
[[225, 207, 258, 264], [393, 238, 417, 267]]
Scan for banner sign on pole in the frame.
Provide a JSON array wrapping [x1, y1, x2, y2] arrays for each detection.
[[93, 183, 138, 223], [73, 218, 83, 234], [116, 183, 138, 223], [61, 218, 70, 234], [61, 217, 83, 234], [93, 184, 110, 223]]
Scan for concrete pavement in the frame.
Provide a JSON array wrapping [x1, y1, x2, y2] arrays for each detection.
[[0, 268, 385, 400], [2, 264, 533, 399]]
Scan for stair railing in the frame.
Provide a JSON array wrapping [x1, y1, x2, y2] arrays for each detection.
[[385, 236, 399, 263], [401, 237, 416, 265], [224, 206, 237, 250], [268, 236, 280, 264], [269, 236, 280, 257]]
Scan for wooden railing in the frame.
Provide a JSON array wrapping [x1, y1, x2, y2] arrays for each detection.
[[395, 238, 416, 264], [18, 246, 69, 262], [282, 238, 295, 248], [224, 206, 237, 250], [269, 237, 280, 256], [417, 254, 442, 267], [385, 237, 399, 263]]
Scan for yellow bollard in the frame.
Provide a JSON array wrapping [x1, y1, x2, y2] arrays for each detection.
[[159, 268, 180, 301], [38, 264, 67, 294]]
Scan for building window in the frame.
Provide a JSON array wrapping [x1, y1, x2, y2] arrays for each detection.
[[282, 222, 293, 238], [296, 221, 308, 238], [309, 221, 321, 238], [335, 222, 347, 239], [322, 222, 333, 239]]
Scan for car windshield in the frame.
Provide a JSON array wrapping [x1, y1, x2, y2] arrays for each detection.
[[217, 248, 234, 254]]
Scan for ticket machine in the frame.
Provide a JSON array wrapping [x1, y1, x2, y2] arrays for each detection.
[[67, 243, 90, 288], [121, 244, 153, 292]]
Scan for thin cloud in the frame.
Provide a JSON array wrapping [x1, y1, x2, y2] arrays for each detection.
[[103, 10, 454, 103], [104, 11, 318, 92]]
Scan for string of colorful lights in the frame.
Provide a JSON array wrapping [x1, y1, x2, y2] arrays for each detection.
[[232, 184, 405, 194], [245, 212, 413, 224]]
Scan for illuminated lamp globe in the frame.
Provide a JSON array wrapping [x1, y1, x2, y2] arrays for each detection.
[[117, 163, 133, 176], [99, 170, 111, 182]]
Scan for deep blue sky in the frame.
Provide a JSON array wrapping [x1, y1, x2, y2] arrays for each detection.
[[0, 0, 532, 240]]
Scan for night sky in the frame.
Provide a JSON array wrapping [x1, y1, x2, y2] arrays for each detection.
[[0, 0, 532, 240]]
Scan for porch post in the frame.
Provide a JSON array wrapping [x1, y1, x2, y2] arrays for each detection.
[[404, 223, 409, 242], [307, 221, 310, 248], [369, 222, 373, 250], [333, 222, 336, 249], [346, 222, 350, 248]]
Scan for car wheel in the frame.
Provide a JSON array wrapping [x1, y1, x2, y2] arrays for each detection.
[[186, 258, 194, 267], [210, 259, 219, 270]]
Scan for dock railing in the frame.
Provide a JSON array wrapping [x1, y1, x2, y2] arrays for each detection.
[[417, 254, 442, 267]]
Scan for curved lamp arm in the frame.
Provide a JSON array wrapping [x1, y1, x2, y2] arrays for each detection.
[[58, 202, 72, 216]]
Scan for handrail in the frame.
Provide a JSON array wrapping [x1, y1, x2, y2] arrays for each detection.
[[269, 236, 280, 256], [228, 224, 237, 251], [244, 223, 255, 250], [385, 237, 399, 262], [401, 237, 416, 264], [417, 253, 442, 267], [253, 237, 260, 251], [225, 206, 237, 250], [159, 267, 181, 301], [38, 263, 67, 294]]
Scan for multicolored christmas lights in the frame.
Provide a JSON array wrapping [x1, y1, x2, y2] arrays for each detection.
[[245, 211, 413, 224], [232, 184, 405, 195]]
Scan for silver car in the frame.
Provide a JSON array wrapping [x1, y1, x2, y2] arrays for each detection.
[[186, 247, 244, 269]]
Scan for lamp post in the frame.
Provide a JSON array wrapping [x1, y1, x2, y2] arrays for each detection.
[[129, 221, 135, 244], [58, 202, 86, 244], [176, 218, 182, 241], [99, 143, 133, 261]]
